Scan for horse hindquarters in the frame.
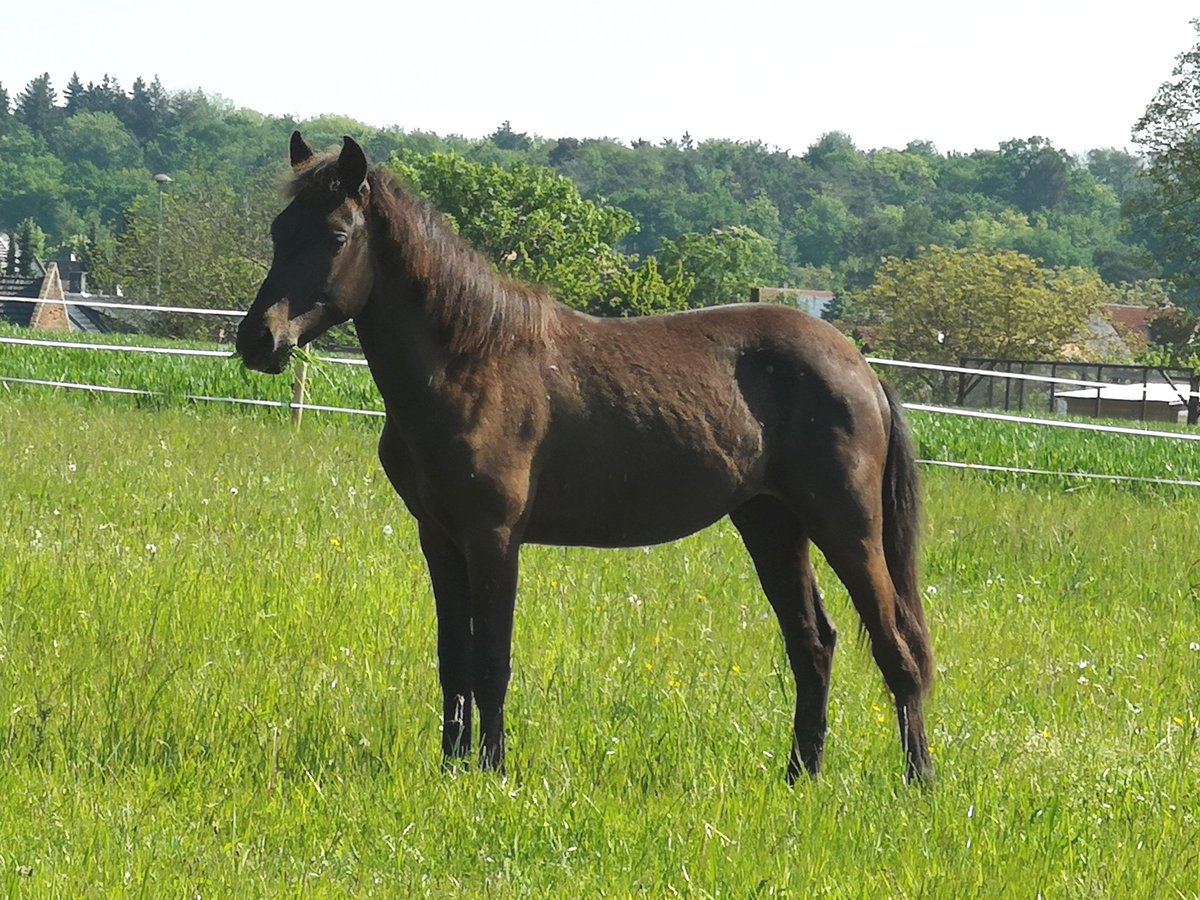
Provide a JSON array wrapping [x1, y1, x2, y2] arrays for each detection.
[[778, 380, 933, 783]]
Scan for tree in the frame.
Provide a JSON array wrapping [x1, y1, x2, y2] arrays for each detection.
[[1085, 148, 1145, 205], [547, 137, 580, 168], [489, 120, 532, 152], [1003, 138, 1072, 214], [64, 72, 85, 115], [1132, 20, 1200, 307], [87, 75, 129, 121], [658, 226, 786, 306], [390, 150, 700, 315], [0, 83, 12, 134], [1094, 244, 1159, 285], [127, 77, 160, 142], [52, 112, 153, 224], [0, 127, 69, 238], [848, 246, 1110, 363], [792, 194, 858, 268], [14, 218, 47, 276], [1146, 303, 1198, 363], [15, 74, 59, 138], [90, 170, 275, 332]]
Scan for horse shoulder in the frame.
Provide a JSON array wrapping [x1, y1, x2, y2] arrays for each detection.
[[378, 416, 428, 519]]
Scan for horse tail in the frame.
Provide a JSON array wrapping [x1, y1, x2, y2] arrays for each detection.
[[879, 380, 934, 695]]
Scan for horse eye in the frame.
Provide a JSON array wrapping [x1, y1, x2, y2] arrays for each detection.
[[333, 233, 348, 248]]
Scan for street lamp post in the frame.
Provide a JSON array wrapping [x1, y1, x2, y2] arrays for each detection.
[[153, 173, 172, 297]]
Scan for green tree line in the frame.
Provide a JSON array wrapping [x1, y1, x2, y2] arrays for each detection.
[[2, 42, 1200, 363]]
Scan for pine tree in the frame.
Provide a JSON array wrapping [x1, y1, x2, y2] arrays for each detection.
[[148, 76, 171, 135], [14, 218, 47, 277], [0, 82, 10, 135], [64, 72, 85, 115], [129, 76, 155, 141], [15, 73, 59, 137], [79, 74, 129, 120]]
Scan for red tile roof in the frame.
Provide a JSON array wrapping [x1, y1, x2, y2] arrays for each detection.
[[1103, 304, 1154, 340]]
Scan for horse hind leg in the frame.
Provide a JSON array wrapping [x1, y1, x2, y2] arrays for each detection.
[[731, 497, 838, 781], [816, 530, 933, 784]]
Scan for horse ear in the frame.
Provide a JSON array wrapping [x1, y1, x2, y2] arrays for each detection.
[[338, 136, 369, 199], [290, 131, 314, 168]]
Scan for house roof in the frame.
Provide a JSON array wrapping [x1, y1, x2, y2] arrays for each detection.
[[0, 300, 35, 327], [0, 275, 41, 298], [1103, 304, 1154, 340], [63, 299, 110, 333], [0, 275, 41, 327]]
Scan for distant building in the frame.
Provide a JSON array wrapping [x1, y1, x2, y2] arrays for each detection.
[[0, 261, 114, 334], [1103, 304, 1155, 347], [1063, 305, 1157, 361], [1056, 382, 1194, 424], [750, 287, 835, 319]]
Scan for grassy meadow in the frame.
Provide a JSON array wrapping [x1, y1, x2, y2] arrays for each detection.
[[1, 388, 1199, 896], [0, 325, 380, 414]]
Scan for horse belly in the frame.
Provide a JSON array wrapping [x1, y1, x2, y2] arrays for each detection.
[[525, 433, 762, 548]]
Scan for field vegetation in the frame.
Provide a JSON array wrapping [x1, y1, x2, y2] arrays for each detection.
[[6, 28, 1200, 895], [1, 392, 1197, 896], [4, 329, 1199, 483]]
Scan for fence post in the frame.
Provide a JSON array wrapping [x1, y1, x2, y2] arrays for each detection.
[[291, 358, 308, 428]]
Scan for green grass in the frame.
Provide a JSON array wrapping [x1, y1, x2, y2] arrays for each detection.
[[1, 394, 1198, 896], [6, 327, 1200, 483], [0, 324, 380, 415], [911, 408, 1200, 485]]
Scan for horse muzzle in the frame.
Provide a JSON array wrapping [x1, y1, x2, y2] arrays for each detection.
[[235, 315, 294, 375]]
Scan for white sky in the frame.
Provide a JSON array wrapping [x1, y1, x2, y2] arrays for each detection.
[[4, 1, 1196, 156]]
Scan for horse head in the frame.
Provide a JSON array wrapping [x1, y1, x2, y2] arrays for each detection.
[[236, 132, 374, 373]]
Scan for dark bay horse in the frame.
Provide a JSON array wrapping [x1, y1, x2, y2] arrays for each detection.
[[237, 133, 934, 783]]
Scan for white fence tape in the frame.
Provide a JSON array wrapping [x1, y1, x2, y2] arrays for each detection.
[[904, 403, 1200, 442], [0, 335, 369, 366], [3, 307, 1199, 486], [0, 335, 233, 357], [869, 356, 1200, 400], [2, 335, 1192, 391], [0, 295, 247, 317], [0, 375, 385, 417], [918, 459, 1200, 489]]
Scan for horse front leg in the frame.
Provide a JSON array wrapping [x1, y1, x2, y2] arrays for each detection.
[[464, 533, 520, 772], [418, 522, 474, 762]]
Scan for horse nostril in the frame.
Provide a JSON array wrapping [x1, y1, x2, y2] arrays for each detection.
[[236, 332, 272, 375]]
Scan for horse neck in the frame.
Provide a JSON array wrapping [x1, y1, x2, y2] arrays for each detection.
[[353, 183, 554, 412], [352, 275, 446, 417], [351, 192, 477, 417]]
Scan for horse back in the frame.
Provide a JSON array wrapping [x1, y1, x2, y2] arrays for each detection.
[[521, 304, 886, 547]]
